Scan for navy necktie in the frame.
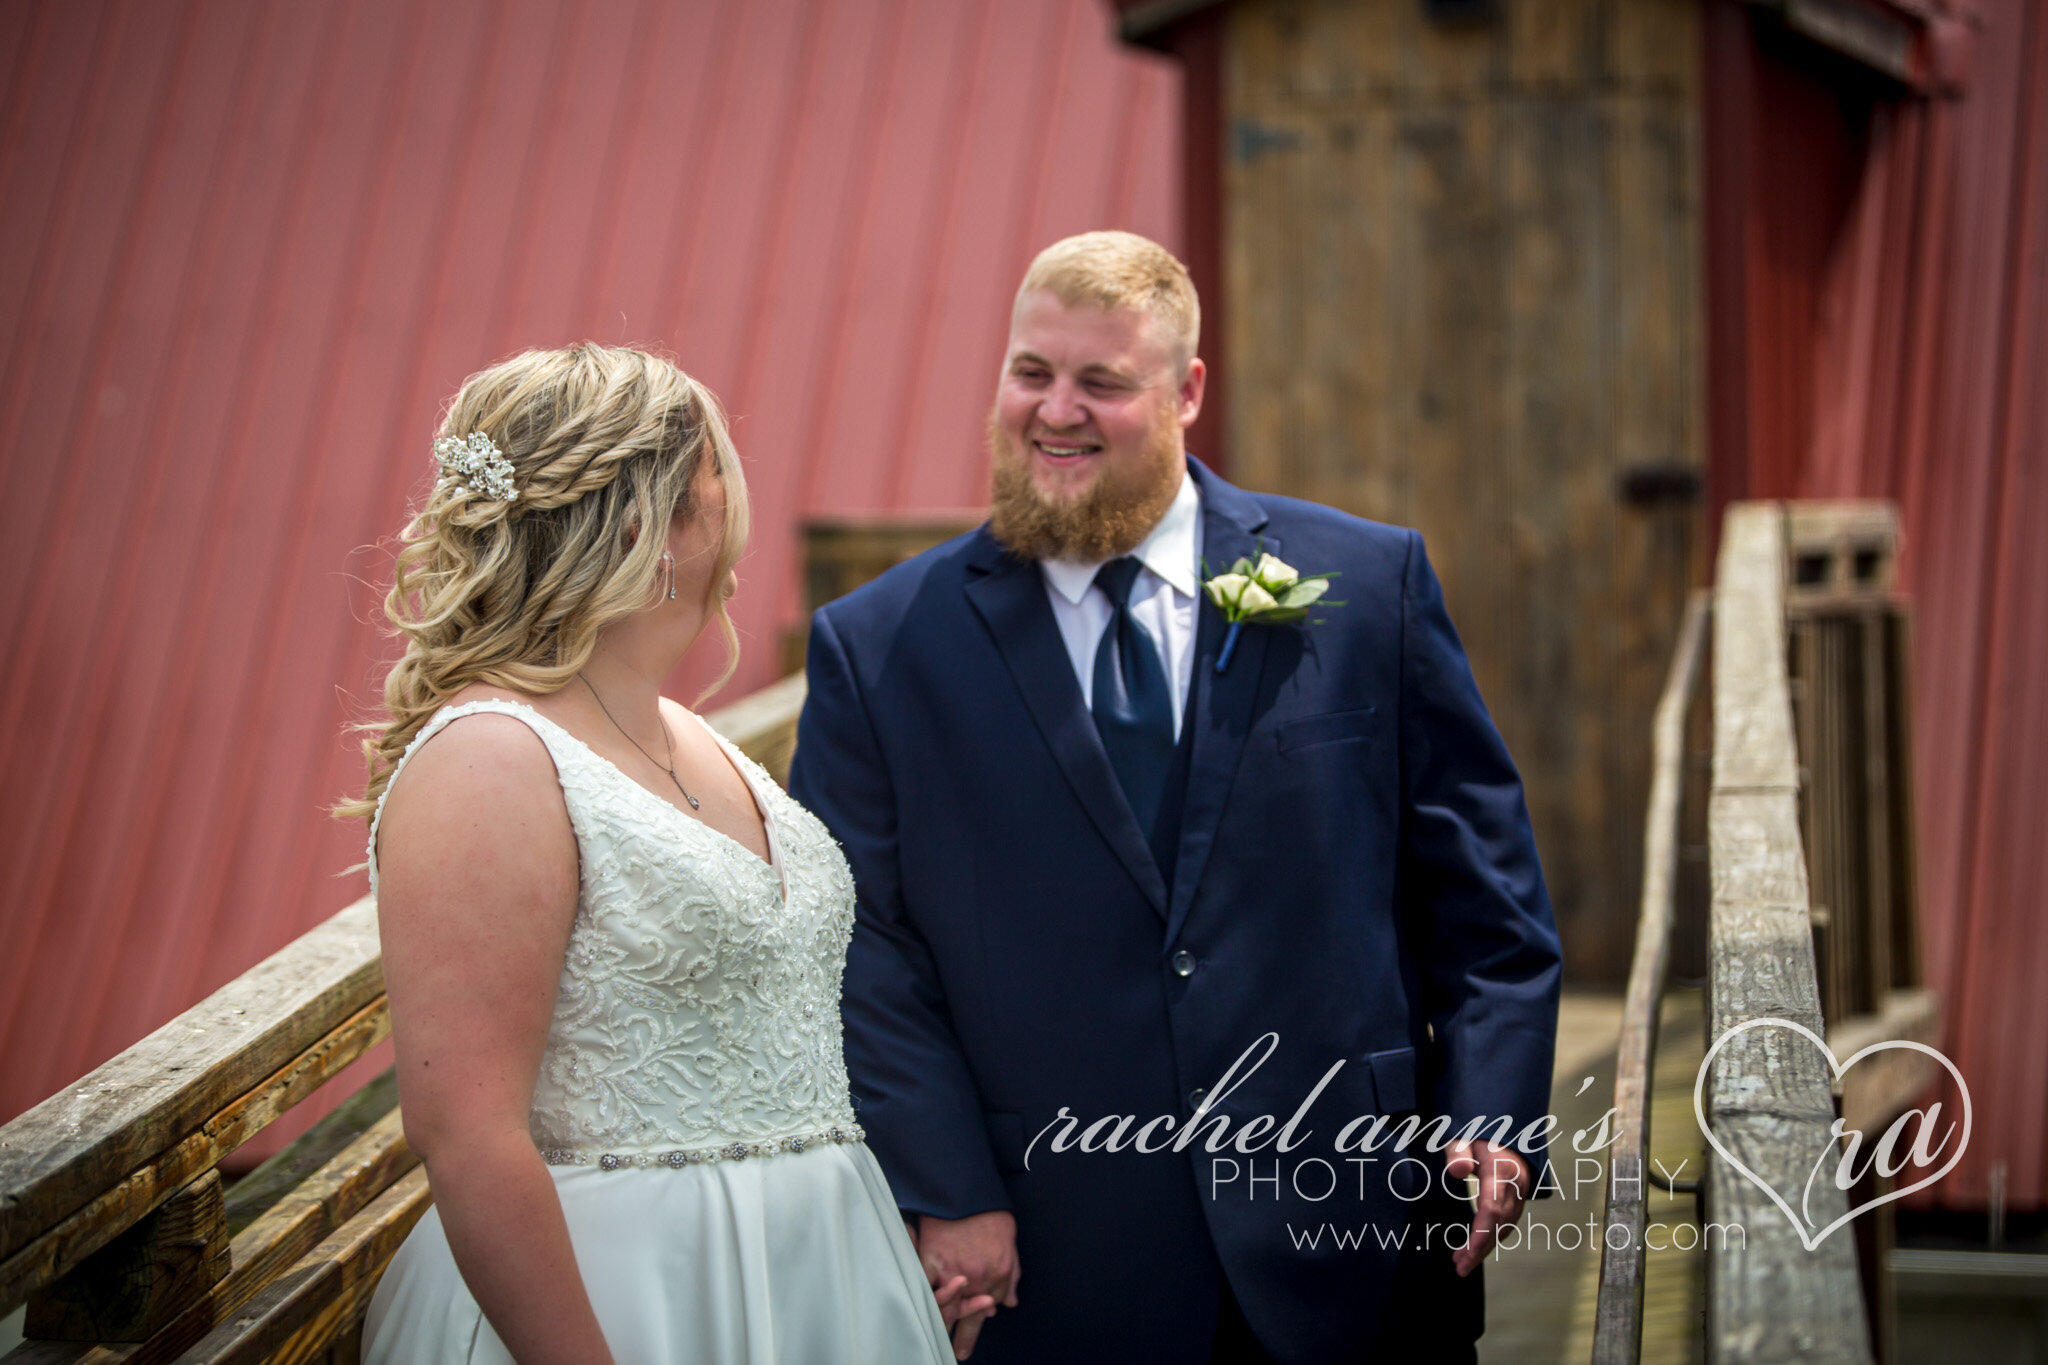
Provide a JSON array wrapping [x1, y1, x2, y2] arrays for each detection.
[[1091, 557, 1176, 834]]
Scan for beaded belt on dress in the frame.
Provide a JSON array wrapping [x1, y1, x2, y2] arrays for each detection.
[[540, 1122, 865, 1170]]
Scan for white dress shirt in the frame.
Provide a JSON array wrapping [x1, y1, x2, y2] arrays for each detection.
[[1039, 470, 1203, 739]]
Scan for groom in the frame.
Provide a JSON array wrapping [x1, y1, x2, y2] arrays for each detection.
[[790, 232, 1561, 1363]]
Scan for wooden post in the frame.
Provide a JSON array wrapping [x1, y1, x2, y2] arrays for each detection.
[[23, 1172, 229, 1344]]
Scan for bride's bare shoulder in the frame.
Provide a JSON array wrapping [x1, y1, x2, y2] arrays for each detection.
[[374, 703, 576, 912], [379, 693, 566, 840]]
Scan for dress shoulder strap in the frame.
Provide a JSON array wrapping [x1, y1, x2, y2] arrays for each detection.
[[365, 699, 573, 897]]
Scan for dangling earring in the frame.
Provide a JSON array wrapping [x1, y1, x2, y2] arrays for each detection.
[[662, 550, 677, 601]]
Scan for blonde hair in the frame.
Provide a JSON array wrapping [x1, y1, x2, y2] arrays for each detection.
[[338, 344, 750, 822], [1014, 230, 1201, 372]]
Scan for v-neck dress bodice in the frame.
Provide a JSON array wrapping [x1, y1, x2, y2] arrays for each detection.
[[362, 699, 950, 1364]]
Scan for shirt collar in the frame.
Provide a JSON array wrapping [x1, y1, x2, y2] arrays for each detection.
[[1040, 468, 1202, 605]]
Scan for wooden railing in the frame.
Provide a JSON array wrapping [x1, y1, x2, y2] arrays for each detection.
[[1592, 502, 1938, 1365], [1592, 588, 1709, 1362], [0, 677, 808, 1364]]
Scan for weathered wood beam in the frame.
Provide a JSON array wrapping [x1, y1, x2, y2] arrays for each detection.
[[1594, 588, 1711, 1365], [22, 1174, 228, 1345], [163, 1166, 430, 1365], [1706, 503, 1873, 1365], [0, 901, 385, 1317], [221, 1069, 399, 1240], [3, 1101, 416, 1365], [1714, 509, 1802, 793]]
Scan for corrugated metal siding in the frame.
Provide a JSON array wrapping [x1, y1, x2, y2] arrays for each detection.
[[1704, 0, 2048, 1208], [0, 0, 1180, 1144]]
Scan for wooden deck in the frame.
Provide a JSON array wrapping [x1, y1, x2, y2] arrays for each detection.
[[1482, 988, 1708, 1365]]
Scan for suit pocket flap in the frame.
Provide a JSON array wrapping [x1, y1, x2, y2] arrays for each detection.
[[1367, 1047, 1418, 1113], [985, 1112, 1027, 1173], [1276, 707, 1378, 753]]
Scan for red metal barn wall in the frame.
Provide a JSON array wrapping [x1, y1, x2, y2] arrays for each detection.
[[0, 0, 1180, 1147], [1704, 0, 2048, 1210]]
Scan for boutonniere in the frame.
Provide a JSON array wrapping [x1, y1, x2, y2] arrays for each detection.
[[1202, 551, 1345, 673]]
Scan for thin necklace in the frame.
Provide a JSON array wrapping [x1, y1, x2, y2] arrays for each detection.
[[578, 674, 700, 810]]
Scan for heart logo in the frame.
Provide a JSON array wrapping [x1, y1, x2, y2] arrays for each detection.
[[1692, 1018, 1971, 1251]]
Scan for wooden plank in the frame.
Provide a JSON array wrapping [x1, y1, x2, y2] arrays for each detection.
[[165, 1166, 430, 1365], [23, 1175, 227, 1345], [3, 1103, 418, 1365], [1706, 500, 1872, 1365], [221, 1069, 398, 1239], [1595, 589, 1710, 1365], [214, 1110, 415, 1338], [1783, 502, 1898, 558], [0, 900, 382, 1283], [1713, 504, 1799, 793], [1859, 612, 1893, 1005], [1784, 501, 1899, 609], [0, 988, 389, 1318], [1797, 612, 1867, 1023], [315, 1318, 361, 1365], [1702, 1113, 1870, 1362], [1882, 610, 1920, 989]]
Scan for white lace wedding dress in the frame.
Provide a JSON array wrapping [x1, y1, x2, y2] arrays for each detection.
[[361, 699, 951, 1364]]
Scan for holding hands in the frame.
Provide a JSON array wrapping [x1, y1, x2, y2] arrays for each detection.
[[912, 1210, 1020, 1360]]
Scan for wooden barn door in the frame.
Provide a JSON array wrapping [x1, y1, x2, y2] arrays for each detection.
[[1223, 0, 1705, 982]]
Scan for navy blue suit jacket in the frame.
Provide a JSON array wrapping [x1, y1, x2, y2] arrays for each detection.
[[790, 458, 1562, 1363]]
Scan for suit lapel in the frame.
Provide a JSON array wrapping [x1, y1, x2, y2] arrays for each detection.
[[1166, 460, 1275, 947], [961, 531, 1169, 918]]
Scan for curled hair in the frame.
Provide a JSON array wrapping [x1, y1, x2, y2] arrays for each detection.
[[337, 344, 750, 822]]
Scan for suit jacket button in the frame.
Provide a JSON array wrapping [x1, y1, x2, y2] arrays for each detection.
[[1171, 950, 1196, 977]]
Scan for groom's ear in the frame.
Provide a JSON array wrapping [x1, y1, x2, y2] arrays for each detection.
[[1177, 357, 1207, 429]]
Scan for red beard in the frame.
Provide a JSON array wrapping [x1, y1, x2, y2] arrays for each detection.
[[985, 406, 1184, 562]]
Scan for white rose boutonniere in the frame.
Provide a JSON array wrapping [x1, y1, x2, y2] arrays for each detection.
[[1202, 549, 1345, 672]]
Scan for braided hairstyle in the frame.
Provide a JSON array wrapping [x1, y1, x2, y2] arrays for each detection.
[[339, 344, 750, 821]]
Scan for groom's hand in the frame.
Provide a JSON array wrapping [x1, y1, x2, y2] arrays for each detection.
[[917, 1210, 1020, 1359], [1446, 1140, 1530, 1277]]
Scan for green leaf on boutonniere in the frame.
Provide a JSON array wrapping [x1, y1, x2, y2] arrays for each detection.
[[1201, 550, 1347, 672]]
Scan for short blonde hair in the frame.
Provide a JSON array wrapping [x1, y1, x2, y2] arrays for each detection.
[[339, 344, 749, 821], [1014, 231, 1200, 373]]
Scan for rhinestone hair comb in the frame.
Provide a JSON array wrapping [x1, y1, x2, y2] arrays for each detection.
[[432, 430, 519, 502]]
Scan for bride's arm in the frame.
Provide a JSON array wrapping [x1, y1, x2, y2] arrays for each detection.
[[374, 713, 612, 1365]]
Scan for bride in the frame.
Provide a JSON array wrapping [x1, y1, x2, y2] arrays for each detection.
[[347, 345, 976, 1363]]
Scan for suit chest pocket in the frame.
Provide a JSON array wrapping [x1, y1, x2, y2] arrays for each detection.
[[1275, 706, 1378, 755]]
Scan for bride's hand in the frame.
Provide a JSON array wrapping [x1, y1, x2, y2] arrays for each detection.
[[931, 1274, 998, 1328]]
